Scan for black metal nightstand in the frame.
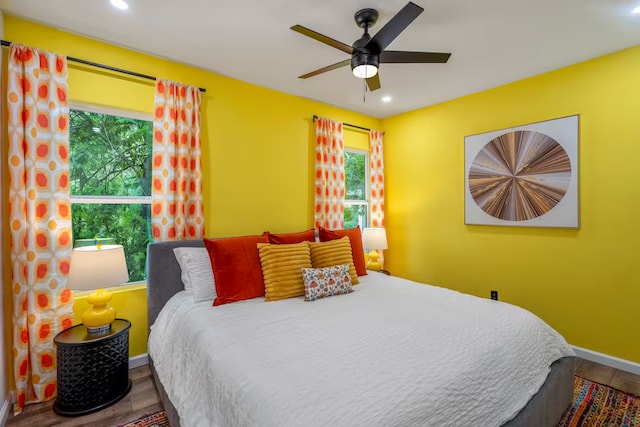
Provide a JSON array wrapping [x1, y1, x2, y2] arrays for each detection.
[[53, 318, 132, 416]]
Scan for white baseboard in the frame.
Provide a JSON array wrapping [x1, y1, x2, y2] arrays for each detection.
[[129, 353, 148, 369], [572, 345, 640, 375], [1, 392, 12, 427]]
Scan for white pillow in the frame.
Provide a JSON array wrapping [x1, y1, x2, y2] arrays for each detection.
[[173, 247, 216, 302]]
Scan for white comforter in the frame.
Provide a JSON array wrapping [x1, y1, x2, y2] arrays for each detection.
[[148, 272, 574, 427]]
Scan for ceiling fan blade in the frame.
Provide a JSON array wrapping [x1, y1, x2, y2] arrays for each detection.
[[380, 50, 451, 63], [291, 25, 354, 55], [366, 73, 381, 91], [298, 59, 351, 79], [365, 2, 423, 53]]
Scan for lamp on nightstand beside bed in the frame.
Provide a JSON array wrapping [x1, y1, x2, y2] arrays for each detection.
[[67, 244, 129, 333], [362, 227, 388, 272]]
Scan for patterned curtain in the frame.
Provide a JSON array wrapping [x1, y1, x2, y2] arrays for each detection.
[[369, 130, 385, 228], [151, 79, 205, 241], [314, 117, 345, 229], [7, 44, 74, 415]]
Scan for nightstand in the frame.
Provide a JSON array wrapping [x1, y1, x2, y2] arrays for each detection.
[[53, 319, 132, 416]]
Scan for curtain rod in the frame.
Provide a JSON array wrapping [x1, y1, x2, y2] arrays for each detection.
[[1, 39, 206, 93], [313, 115, 374, 133]]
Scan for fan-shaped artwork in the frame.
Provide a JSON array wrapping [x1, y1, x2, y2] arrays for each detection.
[[468, 131, 571, 221], [464, 115, 579, 228]]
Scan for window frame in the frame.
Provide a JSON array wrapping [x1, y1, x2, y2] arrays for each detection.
[[343, 148, 370, 229], [69, 101, 153, 285]]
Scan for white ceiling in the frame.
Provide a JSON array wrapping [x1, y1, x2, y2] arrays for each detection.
[[1, 0, 639, 118]]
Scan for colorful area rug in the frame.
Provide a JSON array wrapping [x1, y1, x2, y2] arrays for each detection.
[[118, 410, 169, 427], [558, 376, 640, 426]]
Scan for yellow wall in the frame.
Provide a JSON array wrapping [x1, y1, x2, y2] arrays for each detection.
[[382, 46, 640, 363], [2, 16, 381, 363], [72, 286, 148, 357]]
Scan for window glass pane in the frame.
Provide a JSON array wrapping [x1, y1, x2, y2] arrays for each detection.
[[69, 110, 152, 197], [70, 107, 153, 285], [345, 151, 366, 201], [344, 204, 368, 229], [71, 204, 151, 282]]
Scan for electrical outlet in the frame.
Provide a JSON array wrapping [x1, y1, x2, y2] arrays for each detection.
[[490, 290, 498, 301]]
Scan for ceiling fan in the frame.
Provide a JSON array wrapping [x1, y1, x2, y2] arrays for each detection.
[[291, 2, 451, 91]]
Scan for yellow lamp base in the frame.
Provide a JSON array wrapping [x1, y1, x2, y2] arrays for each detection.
[[83, 288, 116, 333], [366, 249, 383, 272]]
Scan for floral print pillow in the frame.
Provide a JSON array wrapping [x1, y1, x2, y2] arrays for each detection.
[[301, 264, 353, 302]]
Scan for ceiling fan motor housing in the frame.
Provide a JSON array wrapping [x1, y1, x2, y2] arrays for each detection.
[[351, 52, 379, 72], [351, 32, 379, 73]]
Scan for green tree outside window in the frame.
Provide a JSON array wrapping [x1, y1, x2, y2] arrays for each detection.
[[69, 108, 152, 283], [344, 150, 369, 229]]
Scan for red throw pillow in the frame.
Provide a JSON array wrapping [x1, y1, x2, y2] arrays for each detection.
[[268, 229, 315, 244], [204, 234, 269, 306], [318, 226, 367, 276]]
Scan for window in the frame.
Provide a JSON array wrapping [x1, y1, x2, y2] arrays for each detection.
[[69, 104, 153, 283], [344, 149, 369, 229]]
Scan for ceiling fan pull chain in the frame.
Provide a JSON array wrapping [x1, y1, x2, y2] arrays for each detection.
[[363, 77, 366, 102], [363, 57, 368, 102]]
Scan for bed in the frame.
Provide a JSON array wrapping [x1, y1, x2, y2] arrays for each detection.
[[146, 239, 576, 427]]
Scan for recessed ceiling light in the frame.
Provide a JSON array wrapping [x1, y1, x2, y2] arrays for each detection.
[[632, 5, 640, 14], [382, 96, 392, 103], [111, 0, 129, 10]]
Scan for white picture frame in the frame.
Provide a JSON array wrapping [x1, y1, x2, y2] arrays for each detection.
[[464, 115, 579, 228]]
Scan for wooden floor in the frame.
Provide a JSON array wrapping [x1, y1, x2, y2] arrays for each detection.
[[6, 364, 162, 427], [575, 358, 640, 395], [6, 358, 640, 426]]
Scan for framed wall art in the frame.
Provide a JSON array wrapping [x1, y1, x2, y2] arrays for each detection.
[[464, 115, 579, 228]]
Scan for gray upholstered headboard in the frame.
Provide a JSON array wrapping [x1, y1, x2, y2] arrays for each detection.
[[146, 239, 205, 333]]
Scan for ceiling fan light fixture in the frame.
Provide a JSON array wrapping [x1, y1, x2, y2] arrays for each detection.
[[351, 53, 379, 79], [353, 64, 378, 79]]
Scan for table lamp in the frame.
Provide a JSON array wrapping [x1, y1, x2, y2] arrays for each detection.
[[67, 244, 129, 333], [362, 227, 388, 271]]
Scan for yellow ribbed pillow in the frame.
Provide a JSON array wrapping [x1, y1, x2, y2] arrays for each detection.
[[258, 242, 312, 301], [308, 236, 359, 285]]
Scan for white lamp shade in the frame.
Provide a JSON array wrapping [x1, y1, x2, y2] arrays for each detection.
[[67, 245, 129, 290], [362, 228, 388, 250]]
